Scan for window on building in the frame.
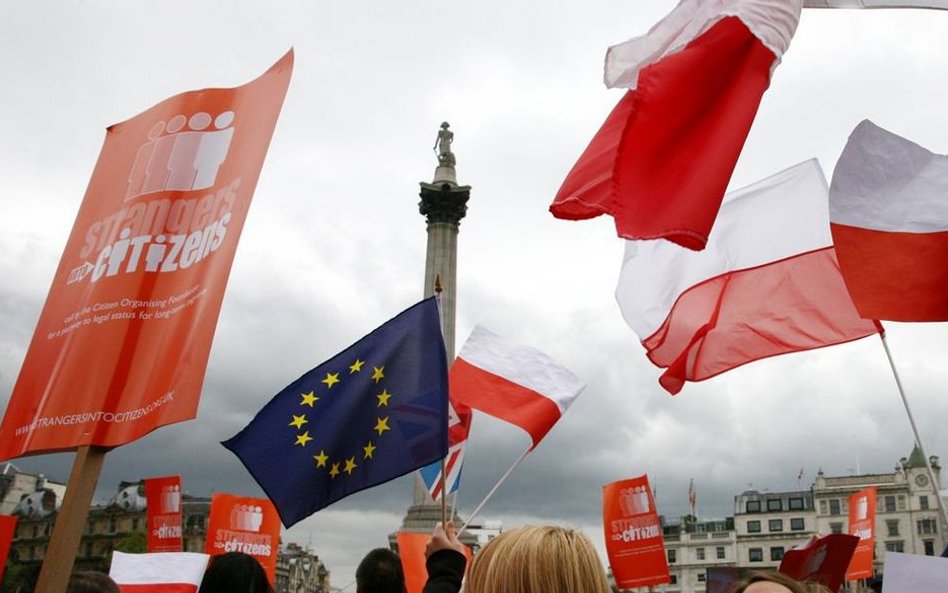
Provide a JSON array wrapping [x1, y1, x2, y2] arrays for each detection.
[[669, 575, 678, 585], [747, 520, 762, 533], [884, 496, 896, 512], [746, 500, 761, 513], [925, 540, 935, 556], [918, 519, 937, 535], [717, 546, 726, 560], [898, 495, 906, 511], [668, 549, 676, 563], [887, 520, 900, 537], [829, 499, 841, 515], [885, 541, 904, 553], [771, 547, 785, 561], [696, 547, 706, 560], [769, 519, 784, 532], [790, 518, 805, 531], [186, 514, 206, 530], [767, 498, 783, 512], [920, 495, 929, 510], [749, 548, 763, 562], [789, 497, 805, 510], [697, 572, 707, 583], [830, 522, 843, 534]]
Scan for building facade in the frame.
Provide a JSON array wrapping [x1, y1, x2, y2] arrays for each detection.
[[661, 517, 736, 592], [812, 447, 944, 573], [275, 542, 330, 593], [0, 464, 66, 517], [2, 474, 329, 593], [626, 447, 944, 593]]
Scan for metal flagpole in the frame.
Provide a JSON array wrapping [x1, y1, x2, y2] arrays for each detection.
[[458, 446, 531, 533], [878, 331, 948, 532]]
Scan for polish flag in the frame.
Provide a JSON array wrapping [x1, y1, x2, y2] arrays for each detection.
[[616, 159, 880, 395], [110, 551, 209, 593], [551, 0, 802, 251], [830, 120, 948, 322], [450, 326, 584, 449]]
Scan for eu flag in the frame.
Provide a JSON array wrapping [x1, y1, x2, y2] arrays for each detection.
[[222, 298, 448, 527]]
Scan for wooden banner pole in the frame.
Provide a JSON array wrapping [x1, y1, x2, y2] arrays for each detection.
[[34, 445, 108, 593]]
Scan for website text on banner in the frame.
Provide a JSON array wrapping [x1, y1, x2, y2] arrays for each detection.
[[0, 51, 294, 460]]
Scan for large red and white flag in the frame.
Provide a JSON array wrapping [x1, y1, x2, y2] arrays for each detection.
[[450, 326, 584, 449], [551, 0, 803, 250], [110, 551, 208, 593], [617, 159, 881, 395], [829, 120, 948, 321]]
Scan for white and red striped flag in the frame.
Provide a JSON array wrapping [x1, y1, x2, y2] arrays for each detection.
[[450, 326, 584, 449], [110, 551, 209, 593], [830, 120, 948, 322], [617, 159, 881, 394], [551, 0, 803, 250]]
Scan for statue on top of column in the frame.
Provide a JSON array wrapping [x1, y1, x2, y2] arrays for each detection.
[[433, 121, 456, 167]]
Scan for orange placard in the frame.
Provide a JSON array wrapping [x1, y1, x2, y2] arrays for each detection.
[[0, 514, 17, 583], [397, 532, 432, 593], [0, 50, 293, 460], [145, 475, 183, 552], [603, 474, 670, 589], [205, 493, 281, 584], [396, 531, 472, 593], [846, 486, 876, 580]]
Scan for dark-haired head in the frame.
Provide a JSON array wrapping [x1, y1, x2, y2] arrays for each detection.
[[198, 552, 273, 593], [66, 570, 120, 593], [355, 548, 405, 593]]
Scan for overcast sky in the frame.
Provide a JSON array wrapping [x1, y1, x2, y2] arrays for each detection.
[[2, 1, 948, 588]]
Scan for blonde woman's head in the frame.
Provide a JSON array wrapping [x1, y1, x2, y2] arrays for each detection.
[[731, 571, 833, 593], [464, 525, 611, 593]]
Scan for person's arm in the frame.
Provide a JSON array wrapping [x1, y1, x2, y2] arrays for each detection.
[[422, 522, 467, 593]]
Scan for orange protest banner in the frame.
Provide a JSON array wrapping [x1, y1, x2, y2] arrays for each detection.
[[846, 486, 877, 580], [0, 50, 293, 460], [397, 532, 432, 593], [602, 474, 670, 589], [145, 475, 183, 552], [205, 493, 281, 584], [396, 530, 472, 593], [0, 514, 17, 582]]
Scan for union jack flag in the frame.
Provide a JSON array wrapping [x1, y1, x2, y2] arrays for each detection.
[[419, 400, 472, 500]]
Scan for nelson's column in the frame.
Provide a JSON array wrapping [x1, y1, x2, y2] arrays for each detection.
[[393, 122, 473, 539]]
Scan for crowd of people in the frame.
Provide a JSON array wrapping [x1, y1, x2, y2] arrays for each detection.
[[7, 522, 859, 593]]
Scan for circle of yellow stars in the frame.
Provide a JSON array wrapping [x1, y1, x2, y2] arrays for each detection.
[[287, 358, 392, 480]]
